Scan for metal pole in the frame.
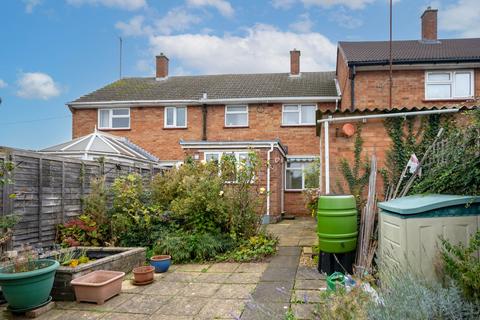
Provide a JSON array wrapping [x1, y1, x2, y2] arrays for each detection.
[[389, 0, 393, 109], [324, 120, 330, 194]]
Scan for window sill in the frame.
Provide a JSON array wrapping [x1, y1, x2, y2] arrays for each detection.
[[281, 124, 316, 128], [285, 189, 304, 192], [224, 126, 249, 129], [98, 128, 131, 131], [423, 98, 475, 102], [163, 127, 188, 130]]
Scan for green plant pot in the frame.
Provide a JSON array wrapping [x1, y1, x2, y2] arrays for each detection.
[[0, 259, 59, 311]]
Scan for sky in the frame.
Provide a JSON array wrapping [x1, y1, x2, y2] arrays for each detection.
[[0, 0, 478, 150]]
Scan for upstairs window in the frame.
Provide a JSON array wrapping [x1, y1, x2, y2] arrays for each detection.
[[425, 70, 474, 100], [98, 108, 130, 129], [285, 160, 319, 190], [165, 106, 187, 128], [282, 104, 316, 125], [225, 105, 248, 127]]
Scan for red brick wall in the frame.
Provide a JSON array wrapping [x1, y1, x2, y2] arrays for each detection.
[[284, 191, 310, 216], [336, 50, 351, 111], [336, 67, 480, 111]]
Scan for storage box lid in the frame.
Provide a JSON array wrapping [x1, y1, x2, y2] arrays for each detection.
[[378, 194, 480, 215]]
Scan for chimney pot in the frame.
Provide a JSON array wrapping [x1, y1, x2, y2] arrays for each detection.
[[421, 7, 438, 41], [290, 49, 300, 76], [156, 53, 169, 79]]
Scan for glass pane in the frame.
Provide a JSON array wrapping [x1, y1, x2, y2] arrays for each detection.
[[426, 84, 451, 99], [226, 113, 248, 126], [283, 112, 299, 125], [428, 72, 450, 81], [454, 72, 471, 97], [112, 109, 129, 116], [99, 110, 110, 128], [176, 107, 186, 126], [286, 169, 302, 190], [304, 162, 319, 188], [287, 162, 302, 168], [112, 117, 129, 128], [166, 108, 174, 126], [301, 105, 316, 124], [284, 105, 299, 111], [227, 106, 247, 113], [205, 153, 220, 162]]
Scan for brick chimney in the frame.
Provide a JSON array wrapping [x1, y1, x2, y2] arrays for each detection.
[[421, 7, 438, 41], [156, 53, 169, 79], [290, 49, 300, 76]]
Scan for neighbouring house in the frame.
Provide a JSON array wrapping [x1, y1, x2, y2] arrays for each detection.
[[68, 7, 479, 221]]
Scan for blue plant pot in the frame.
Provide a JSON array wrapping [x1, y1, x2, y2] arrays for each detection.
[[149, 255, 171, 273]]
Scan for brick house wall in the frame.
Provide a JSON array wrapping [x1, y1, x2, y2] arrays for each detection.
[[336, 50, 351, 111]]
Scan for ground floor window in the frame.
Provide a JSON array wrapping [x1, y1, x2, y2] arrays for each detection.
[[285, 160, 319, 190], [204, 151, 252, 182]]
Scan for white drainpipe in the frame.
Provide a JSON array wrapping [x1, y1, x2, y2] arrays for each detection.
[[317, 108, 460, 195], [266, 142, 275, 217]]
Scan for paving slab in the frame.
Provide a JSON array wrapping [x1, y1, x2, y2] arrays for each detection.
[[214, 284, 256, 299], [175, 264, 211, 272], [101, 313, 150, 320], [179, 282, 221, 297], [55, 294, 131, 312], [291, 290, 322, 303], [291, 303, 316, 319], [121, 279, 147, 294], [162, 271, 200, 283], [296, 266, 326, 280], [236, 263, 268, 273], [155, 296, 208, 316], [260, 266, 297, 282], [226, 272, 262, 284], [193, 272, 231, 283], [149, 315, 193, 320], [195, 298, 246, 319], [206, 262, 240, 273], [115, 294, 170, 314], [268, 255, 300, 268], [294, 279, 327, 290], [250, 282, 293, 303], [277, 247, 302, 256], [241, 301, 290, 320], [142, 281, 187, 295]]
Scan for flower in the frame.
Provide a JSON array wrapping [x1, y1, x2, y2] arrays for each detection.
[[259, 187, 266, 194], [219, 190, 224, 196]]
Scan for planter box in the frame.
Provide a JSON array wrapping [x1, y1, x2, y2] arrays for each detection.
[[42, 247, 145, 301], [71, 270, 124, 305]]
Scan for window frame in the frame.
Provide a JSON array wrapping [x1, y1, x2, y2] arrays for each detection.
[[424, 70, 474, 100], [285, 161, 318, 191], [98, 108, 130, 130], [204, 151, 253, 183], [225, 105, 249, 127], [281, 104, 317, 126], [164, 106, 188, 128]]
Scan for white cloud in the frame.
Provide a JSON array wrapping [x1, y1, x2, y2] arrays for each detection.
[[115, 15, 149, 36], [302, 0, 375, 10], [148, 24, 336, 74], [23, 0, 41, 13], [439, 0, 480, 37], [271, 0, 296, 9], [66, 0, 147, 10], [289, 13, 314, 33], [186, 0, 234, 17], [0, 79, 7, 88], [330, 9, 363, 29], [16, 72, 61, 100]]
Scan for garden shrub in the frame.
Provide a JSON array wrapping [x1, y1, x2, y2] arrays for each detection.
[[57, 214, 109, 247], [440, 230, 480, 301], [82, 176, 109, 228], [153, 230, 235, 263], [315, 286, 370, 320], [218, 232, 278, 262]]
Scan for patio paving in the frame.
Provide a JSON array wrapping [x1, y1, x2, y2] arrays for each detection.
[[1, 217, 323, 319]]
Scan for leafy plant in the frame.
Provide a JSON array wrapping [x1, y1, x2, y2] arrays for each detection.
[[218, 232, 278, 262], [153, 230, 235, 263], [57, 214, 109, 247], [337, 125, 370, 210], [315, 286, 370, 320], [440, 230, 480, 301], [83, 177, 109, 228]]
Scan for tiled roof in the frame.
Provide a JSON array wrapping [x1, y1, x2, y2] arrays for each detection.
[[339, 38, 480, 65], [70, 72, 338, 104]]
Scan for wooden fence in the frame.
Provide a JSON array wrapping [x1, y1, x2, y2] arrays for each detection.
[[0, 147, 161, 251]]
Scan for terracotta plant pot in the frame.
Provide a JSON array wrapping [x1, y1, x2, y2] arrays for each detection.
[[133, 266, 154, 283], [70, 270, 124, 305], [149, 255, 171, 273]]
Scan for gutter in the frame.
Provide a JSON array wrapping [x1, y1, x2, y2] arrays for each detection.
[[67, 96, 341, 108], [266, 142, 275, 218], [348, 58, 480, 67]]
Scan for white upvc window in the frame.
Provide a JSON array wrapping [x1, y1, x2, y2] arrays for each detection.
[[225, 105, 248, 127], [425, 70, 474, 100], [98, 108, 130, 129], [285, 161, 319, 191], [282, 104, 316, 126], [204, 151, 252, 182], [164, 106, 187, 128]]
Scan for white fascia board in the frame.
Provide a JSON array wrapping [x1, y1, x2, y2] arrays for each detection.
[[67, 96, 341, 108], [180, 141, 287, 157]]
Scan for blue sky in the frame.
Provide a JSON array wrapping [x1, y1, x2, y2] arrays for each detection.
[[0, 0, 477, 150]]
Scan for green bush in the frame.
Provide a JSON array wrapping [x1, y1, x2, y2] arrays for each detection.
[[441, 230, 480, 301], [315, 286, 370, 320], [218, 232, 278, 262], [57, 214, 109, 247], [153, 230, 235, 263]]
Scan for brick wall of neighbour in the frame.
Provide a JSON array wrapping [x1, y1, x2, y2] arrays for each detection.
[[336, 50, 351, 111], [336, 66, 480, 111], [284, 191, 309, 216]]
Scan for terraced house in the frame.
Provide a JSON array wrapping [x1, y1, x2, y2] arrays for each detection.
[[68, 7, 480, 220]]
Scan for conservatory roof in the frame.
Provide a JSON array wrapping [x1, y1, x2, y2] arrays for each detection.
[[40, 129, 159, 164]]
